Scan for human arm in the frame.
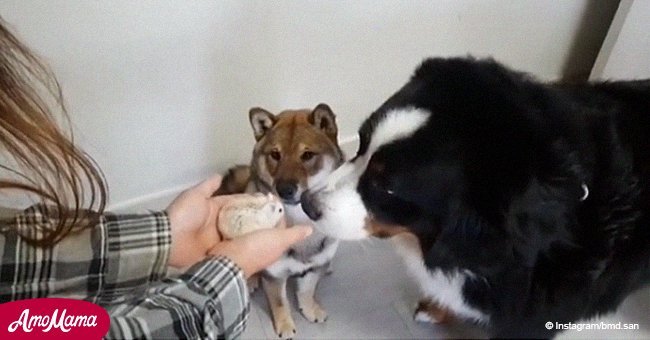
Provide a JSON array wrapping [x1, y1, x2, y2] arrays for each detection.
[[105, 255, 250, 339], [0, 175, 311, 339], [0, 204, 251, 339]]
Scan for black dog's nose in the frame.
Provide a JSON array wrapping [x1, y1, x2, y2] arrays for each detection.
[[300, 191, 322, 220], [275, 181, 297, 200]]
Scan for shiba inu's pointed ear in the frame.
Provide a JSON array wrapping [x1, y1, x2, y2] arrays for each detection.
[[249, 107, 276, 141], [310, 103, 338, 141]]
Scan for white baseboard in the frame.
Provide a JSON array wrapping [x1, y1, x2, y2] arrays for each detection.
[[107, 182, 191, 212], [107, 135, 360, 212]]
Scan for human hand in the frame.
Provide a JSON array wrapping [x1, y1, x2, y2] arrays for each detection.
[[166, 174, 250, 268], [207, 225, 313, 278]]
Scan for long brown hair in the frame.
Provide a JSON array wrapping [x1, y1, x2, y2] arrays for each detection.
[[0, 19, 107, 247]]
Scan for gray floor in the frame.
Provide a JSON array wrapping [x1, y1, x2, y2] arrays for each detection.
[[242, 239, 650, 340], [242, 239, 487, 339]]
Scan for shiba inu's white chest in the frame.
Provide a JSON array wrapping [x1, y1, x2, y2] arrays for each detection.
[[264, 203, 339, 279]]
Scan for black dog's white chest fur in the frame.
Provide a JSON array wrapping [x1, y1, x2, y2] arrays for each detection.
[[391, 234, 489, 323]]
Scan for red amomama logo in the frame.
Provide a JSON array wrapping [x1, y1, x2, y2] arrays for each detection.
[[0, 298, 110, 339]]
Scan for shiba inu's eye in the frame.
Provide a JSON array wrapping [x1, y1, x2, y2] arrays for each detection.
[[301, 151, 316, 162], [269, 150, 281, 161]]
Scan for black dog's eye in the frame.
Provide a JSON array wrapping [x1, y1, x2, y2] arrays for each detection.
[[301, 151, 316, 162], [371, 178, 395, 196], [269, 150, 281, 161]]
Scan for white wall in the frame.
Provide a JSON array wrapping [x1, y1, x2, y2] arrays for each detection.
[[0, 0, 614, 210], [591, 0, 650, 80]]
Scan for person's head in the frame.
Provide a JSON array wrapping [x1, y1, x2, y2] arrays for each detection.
[[0, 18, 107, 247]]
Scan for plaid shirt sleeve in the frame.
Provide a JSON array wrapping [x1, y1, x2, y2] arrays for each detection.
[[0, 205, 249, 339]]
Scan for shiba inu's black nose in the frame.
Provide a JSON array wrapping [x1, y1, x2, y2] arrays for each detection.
[[275, 181, 297, 201], [300, 191, 322, 220]]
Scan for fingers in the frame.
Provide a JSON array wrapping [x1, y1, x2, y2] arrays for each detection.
[[207, 225, 314, 277], [244, 226, 313, 261], [273, 225, 313, 246], [228, 225, 313, 251], [195, 174, 223, 196]]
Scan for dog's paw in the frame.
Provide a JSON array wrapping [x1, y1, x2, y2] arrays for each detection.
[[414, 309, 441, 323], [273, 317, 296, 339], [299, 302, 328, 323], [413, 299, 449, 324]]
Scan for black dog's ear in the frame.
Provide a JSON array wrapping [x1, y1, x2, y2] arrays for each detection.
[[249, 107, 276, 141], [504, 178, 580, 267], [495, 136, 596, 267], [309, 103, 338, 142]]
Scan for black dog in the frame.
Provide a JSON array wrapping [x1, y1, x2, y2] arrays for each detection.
[[301, 57, 650, 338]]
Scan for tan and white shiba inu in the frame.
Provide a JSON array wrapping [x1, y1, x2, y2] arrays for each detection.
[[215, 103, 344, 338]]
